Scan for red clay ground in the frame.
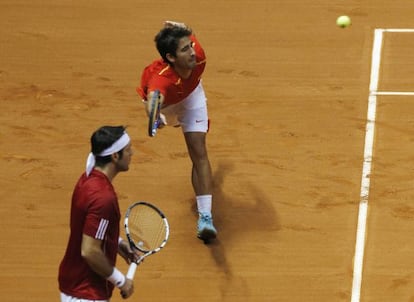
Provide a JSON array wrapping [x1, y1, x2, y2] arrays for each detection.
[[2, 1, 414, 301]]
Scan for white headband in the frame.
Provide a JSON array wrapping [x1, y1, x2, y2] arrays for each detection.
[[86, 132, 131, 176]]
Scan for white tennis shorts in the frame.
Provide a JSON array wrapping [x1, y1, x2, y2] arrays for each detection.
[[60, 292, 108, 302], [161, 81, 208, 133]]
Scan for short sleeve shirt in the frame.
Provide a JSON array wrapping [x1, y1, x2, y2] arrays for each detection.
[[58, 169, 121, 300], [137, 34, 206, 106]]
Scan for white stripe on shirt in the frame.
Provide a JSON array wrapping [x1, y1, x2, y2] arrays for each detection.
[[95, 218, 109, 240]]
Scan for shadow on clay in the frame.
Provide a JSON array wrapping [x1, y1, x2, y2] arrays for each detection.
[[190, 160, 280, 300]]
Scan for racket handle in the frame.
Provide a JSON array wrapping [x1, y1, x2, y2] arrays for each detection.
[[126, 262, 137, 280]]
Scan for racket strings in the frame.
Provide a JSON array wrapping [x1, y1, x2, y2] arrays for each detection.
[[128, 206, 167, 251]]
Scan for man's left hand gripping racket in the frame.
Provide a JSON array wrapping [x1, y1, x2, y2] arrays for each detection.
[[124, 201, 169, 280], [148, 90, 161, 137]]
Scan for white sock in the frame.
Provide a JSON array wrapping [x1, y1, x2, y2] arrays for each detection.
[[196, 194, 212, 215]]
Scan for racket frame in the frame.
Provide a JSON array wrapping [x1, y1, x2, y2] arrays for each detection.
[[148, 90, 161, 137], [124, 201, 169, 279]]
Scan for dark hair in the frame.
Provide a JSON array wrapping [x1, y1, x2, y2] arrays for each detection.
[[90, 125, 127, 166], [154, 26, 192, 64]]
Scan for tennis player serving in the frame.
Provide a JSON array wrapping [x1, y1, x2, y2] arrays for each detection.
[[58, 126, 140, 301], [137, 21, 217, 243]]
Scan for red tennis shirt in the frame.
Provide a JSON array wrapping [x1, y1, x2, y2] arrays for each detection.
[[58, 169, 121, 300], [137, 34, 206, 106]]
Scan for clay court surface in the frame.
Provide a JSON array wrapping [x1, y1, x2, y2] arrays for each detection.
[[2, 1, 414, 301]]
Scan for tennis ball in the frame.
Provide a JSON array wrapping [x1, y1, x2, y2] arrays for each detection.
[[336, 15, 351, 28]]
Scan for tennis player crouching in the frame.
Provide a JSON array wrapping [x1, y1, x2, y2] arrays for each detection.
[[58, 126, 140, 301]]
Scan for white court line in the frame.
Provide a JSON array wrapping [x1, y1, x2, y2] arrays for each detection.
[[350, 28, 384, 302], [374, 91, 414, 96], [383, 28, 414, 33], [351, 28, 414, 302]]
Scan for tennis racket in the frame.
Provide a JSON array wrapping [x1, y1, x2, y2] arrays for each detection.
[[124, 201, 169, 280], [148, 90, 161, 137]]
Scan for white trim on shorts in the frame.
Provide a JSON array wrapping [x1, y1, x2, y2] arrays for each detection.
[[161, 81, 208, 133], [60, 292, 108, 302]]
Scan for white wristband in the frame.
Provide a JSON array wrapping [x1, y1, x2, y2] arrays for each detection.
[[107, 267, 126, 288]]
